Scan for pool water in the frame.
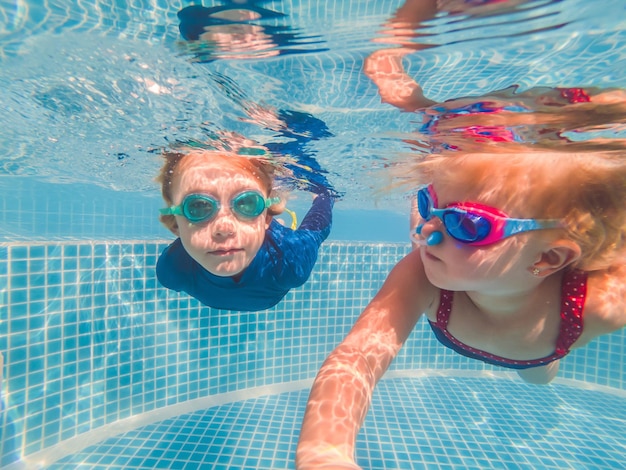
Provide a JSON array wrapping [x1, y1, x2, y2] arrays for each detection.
[[2, 0, 626, 469], [2, 241, 625, 469]]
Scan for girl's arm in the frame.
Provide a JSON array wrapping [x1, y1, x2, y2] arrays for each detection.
[[363, 0, 439, 113], [296, 250, 435, 469]]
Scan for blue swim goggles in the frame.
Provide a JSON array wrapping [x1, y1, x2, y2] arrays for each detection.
[[416, 185, 562, 246], [160, 191, 280, 224]]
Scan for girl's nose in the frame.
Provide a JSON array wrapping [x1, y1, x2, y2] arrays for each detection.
[[415, 218, 444, 246]]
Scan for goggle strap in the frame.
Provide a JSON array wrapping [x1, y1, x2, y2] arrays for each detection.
[[502, 218, 563, 237], [266, 196, 281, 208], [283, 208, 298, 230], [159, 206, 182, 216]]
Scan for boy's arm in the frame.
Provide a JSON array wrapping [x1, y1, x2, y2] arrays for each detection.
[[273, 193, 334, 288], [298, 191, 334, 238], [296, 250, 435, 469]]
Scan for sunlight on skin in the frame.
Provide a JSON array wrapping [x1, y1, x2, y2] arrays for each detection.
[[297, 0, 626, 466], [297, 149, 626, 467], [297, 352, 395, 469], [364, 48, 435, 111], [200, 24, 280, 60], [296, 350, 375, 470], [169, 152, 272, 277], [297, 252, 432, 469]]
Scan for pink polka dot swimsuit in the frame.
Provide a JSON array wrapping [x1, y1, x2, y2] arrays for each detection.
[[428, 270, 588, 369]]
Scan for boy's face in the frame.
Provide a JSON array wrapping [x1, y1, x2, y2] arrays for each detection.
[[169, 153, 271, 278]]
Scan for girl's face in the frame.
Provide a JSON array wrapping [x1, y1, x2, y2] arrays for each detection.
[[170, 153, 271, 277], [417, 179, 551, 294]]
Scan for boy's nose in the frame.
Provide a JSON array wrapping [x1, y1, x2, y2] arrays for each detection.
[[211, 209, 237, 237]]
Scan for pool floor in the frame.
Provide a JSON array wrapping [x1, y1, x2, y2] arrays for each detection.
[[44, 376, 626, 469]]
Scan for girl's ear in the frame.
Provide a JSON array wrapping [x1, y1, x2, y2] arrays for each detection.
[[531, 239, 581, 277]]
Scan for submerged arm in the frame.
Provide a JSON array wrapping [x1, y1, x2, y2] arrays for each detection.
[[296, 250, 434, 469], [298, 191, 334, 237], [277, 193, 334, 288]]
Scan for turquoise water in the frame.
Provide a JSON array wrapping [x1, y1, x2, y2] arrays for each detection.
[[1, 0, 626, 469], [2, 241, 625, 469]]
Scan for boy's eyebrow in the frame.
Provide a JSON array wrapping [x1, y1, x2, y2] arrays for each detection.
[[181, 185, 263, 197]]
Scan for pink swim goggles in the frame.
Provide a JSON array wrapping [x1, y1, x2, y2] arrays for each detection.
[[416, 184, 562, 246]]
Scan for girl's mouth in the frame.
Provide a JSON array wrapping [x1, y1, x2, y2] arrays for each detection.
[[421, 248, 441, 263]]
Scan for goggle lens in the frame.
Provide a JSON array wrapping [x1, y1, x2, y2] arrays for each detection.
[[442, 212, 491, 243], [417, 187, 433, 220], [184, 196, 218, 223], [232, 192, 266, 218]]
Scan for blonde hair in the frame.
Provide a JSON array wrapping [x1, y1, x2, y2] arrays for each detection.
[[409, 147, 626, 271], [156, 147, 282, 232]]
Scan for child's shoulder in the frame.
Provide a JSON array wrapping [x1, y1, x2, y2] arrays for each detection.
[[583, 264, 626, 335], [264, 220, 319, 261], [266, 218, 299, 244]]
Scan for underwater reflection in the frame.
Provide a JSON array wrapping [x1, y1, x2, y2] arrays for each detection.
[[204, 70, 341, 198], [363, 0, 626, 154], [177, 1, 327, 62]]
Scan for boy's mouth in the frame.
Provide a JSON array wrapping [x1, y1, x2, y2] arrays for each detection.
[[209, 248, 243, 256]]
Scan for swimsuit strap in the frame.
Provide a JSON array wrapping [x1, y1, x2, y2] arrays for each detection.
[[554, 269, 587, 355], [435, 289, 454, 327]]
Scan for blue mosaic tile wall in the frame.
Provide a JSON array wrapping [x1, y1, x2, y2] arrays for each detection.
[[1, 240, 624, 467]]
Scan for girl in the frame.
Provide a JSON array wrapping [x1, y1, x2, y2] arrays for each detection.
[[156, 146, 333, 312], [296, 148, 626, 469]]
